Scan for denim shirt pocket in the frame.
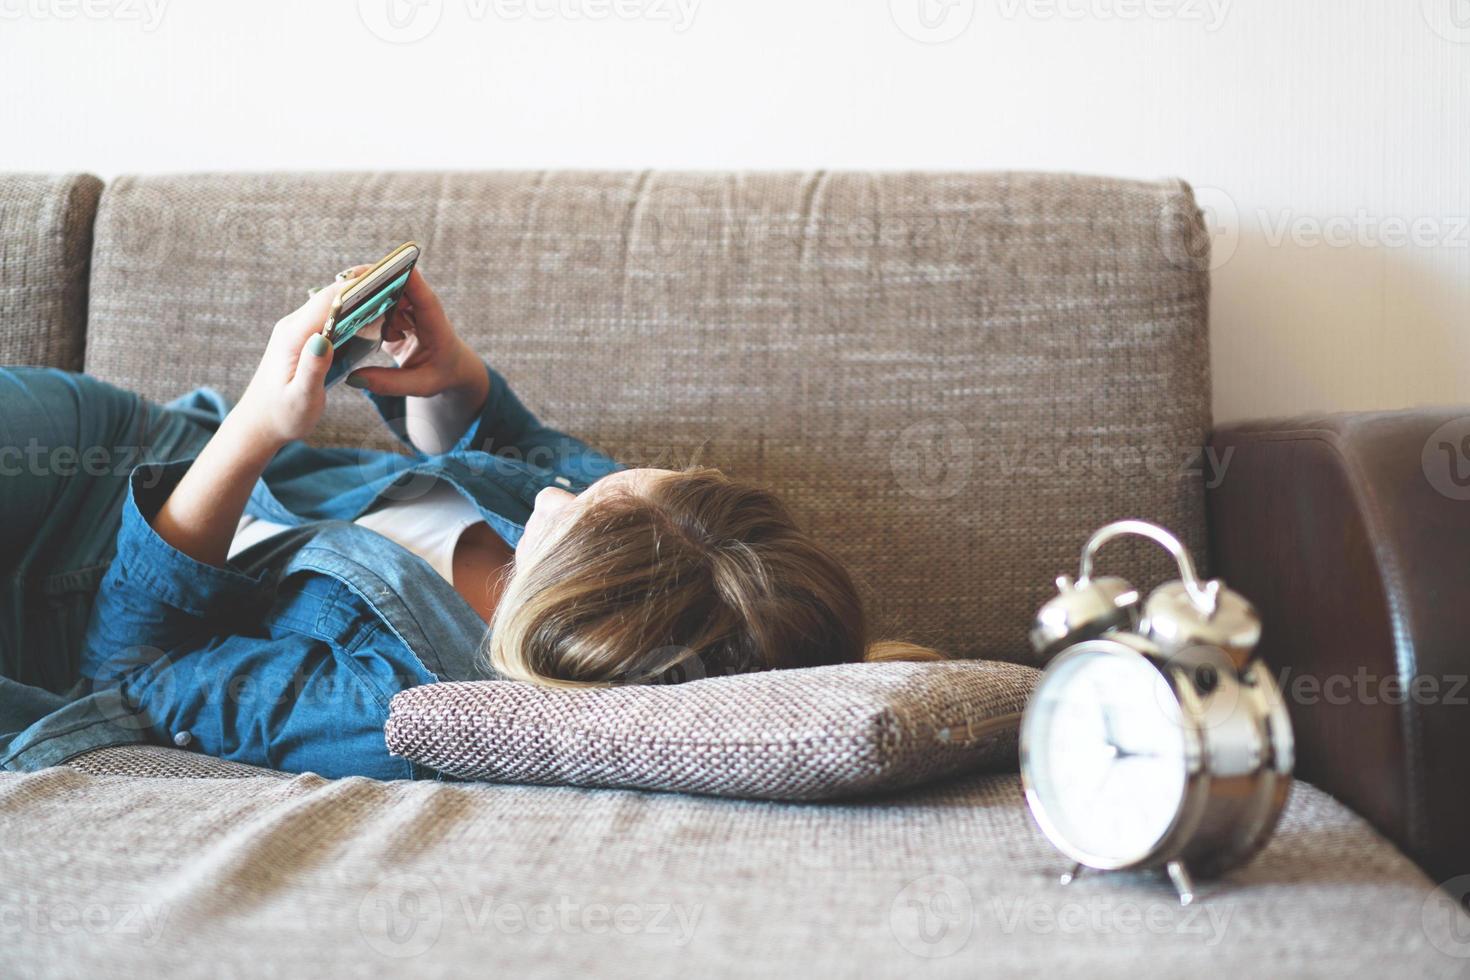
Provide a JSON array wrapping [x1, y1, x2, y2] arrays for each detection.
[[279, 525, 492, 683], [270, 572, 433, 721]]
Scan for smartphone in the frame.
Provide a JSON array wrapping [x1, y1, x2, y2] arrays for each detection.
[[321, 241, 420, 388]]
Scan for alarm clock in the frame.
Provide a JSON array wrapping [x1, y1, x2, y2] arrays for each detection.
[[1020, 519, 1293, 905]]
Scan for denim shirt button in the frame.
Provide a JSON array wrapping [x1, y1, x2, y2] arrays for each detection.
[[172, 731, 193, 748]]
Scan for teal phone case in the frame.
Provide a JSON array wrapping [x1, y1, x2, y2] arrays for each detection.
[[322, 267, 412, 388], [330, 268, 411, 348]]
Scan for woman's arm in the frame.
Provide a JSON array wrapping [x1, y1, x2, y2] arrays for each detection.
[[345, 268, 620, 482], [151, 280, 345, 567], [150, 411, 286, 567]]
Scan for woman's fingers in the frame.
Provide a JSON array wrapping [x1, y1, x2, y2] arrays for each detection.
[[299, 265, 453, 398], [383, 299, 416, 344], [343, 364, 439, 397], [402, 267, 446, 322], [293, 330, 334, 389]]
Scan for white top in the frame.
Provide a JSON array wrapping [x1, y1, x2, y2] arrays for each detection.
[[228, 482, 488, 585]]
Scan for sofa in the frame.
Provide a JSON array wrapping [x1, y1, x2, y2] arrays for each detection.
[[2, 170, 1467, 977]]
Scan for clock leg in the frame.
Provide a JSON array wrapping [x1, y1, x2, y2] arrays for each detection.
[[1165, 860, 1195, 906], [1059, 863, 1083, 886]]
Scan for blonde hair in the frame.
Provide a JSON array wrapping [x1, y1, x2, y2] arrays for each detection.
[[485, 467, 943, 687]]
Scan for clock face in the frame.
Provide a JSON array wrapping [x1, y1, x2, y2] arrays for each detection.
[[1022, 644, 1191, 867]]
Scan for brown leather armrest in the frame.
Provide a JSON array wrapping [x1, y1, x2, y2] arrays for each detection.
[[1208, 409, 1470, 884]]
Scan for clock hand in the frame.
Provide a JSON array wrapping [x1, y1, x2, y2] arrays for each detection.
[[1100, 705, 1124, 751], [1087, 742, 1161, 797], [1099, 707, 1162, 761]]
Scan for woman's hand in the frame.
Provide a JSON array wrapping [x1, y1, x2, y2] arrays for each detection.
[[342, 266, 490, 454], [344, 267, 486, 402], [234, 280, 344, 447]]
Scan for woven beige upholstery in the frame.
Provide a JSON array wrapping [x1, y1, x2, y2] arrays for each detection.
[[83, 171, 1211, 664], [10, 170, 1460, 976], [5, 767, 1464, 977], [0, 173, 102, 370], [63, 744, 287, 780], [386, 661, 1037, 798]]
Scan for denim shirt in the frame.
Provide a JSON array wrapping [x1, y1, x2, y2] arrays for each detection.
[[0, 365, 619, 779]]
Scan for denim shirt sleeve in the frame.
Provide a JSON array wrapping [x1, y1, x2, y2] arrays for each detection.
[[367, 361, 622, 485], [78, 460, 416, 779], [80, 459, 271, 676]]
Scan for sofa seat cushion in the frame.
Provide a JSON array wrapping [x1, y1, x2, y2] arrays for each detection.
[[62, 744, 289, 780], [7, 766, 1464, 975], [384, 660, 1038, 799]]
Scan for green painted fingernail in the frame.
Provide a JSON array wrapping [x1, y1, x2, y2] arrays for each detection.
[[306, 334, 329, 357], [345, 374, 368, 389]]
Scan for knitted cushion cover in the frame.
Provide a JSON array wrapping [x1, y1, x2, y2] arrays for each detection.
[[385, 660, 1039, 800]]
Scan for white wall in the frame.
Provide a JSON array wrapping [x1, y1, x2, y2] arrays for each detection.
[[4, 0, 1467, 423]]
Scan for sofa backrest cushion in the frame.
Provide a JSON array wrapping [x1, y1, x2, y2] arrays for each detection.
[[84, 171, 1211, 663], [0, 173, 103, 371]]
